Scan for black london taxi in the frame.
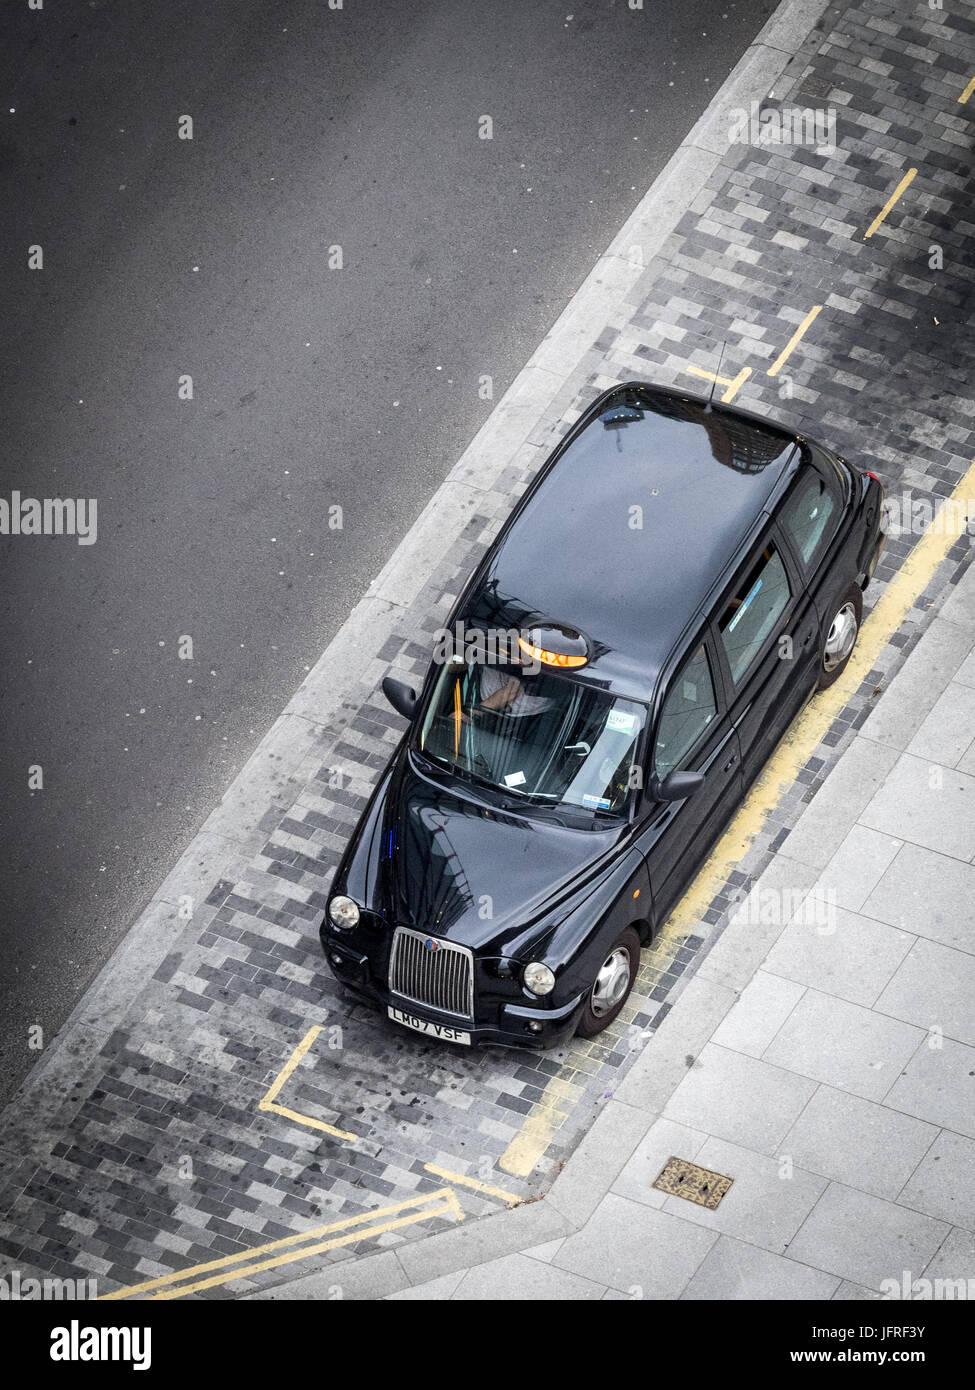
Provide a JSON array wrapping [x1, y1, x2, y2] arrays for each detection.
[[320, 382, 886, 1049]]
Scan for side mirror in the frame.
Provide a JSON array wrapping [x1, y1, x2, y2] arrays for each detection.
[[656, 769, 705, 802], [382, 676, 417, 721]]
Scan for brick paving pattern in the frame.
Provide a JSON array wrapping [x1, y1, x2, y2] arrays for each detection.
[[1, 0, 973, 1296]]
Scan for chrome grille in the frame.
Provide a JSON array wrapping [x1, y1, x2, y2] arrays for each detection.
[[388, 928, 474, 1020]]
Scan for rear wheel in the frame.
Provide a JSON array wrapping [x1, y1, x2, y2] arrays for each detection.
[[816, 584, 863, 690], [575, 927, 641, 1038]]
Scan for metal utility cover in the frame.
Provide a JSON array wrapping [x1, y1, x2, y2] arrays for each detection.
[[653, 1156, 734, 1210]]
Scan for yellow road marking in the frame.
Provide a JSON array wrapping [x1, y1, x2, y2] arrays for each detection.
[[766, 305, 823, 377], [863, 168, 917, 239], [258, 1025, 358, 1143], [424, 1163, 522, 1206], [499, 463, 975, 1177], [99, 1188, 463, 1301], [686, 363, 753, 402], [500, 1070, 585, 1177], [959, 76, 975, 104]]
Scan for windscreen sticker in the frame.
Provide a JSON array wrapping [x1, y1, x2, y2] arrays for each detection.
[[582, 793, 612, 809], [682, 680, 697, 702], [606, 709, 638, 735], [504, 770, 527, 787], [727, 576, 763, 632]]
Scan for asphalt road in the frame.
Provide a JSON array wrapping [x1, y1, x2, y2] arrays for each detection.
[[0, 0, 778, 1104]]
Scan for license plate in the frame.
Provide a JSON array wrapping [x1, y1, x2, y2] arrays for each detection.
[[388, 1005, 471, 1045]]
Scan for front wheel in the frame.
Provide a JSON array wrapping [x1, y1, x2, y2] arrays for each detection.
[[816, 584, 863, 690], [575, 927, 641, 1038]]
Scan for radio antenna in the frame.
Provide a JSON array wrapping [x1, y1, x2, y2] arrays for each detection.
[[703, 339, 727, 414]]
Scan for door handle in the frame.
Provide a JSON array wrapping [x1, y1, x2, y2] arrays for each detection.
[[721, 754, 738, 772]]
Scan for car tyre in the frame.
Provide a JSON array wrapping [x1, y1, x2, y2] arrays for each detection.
[[575, 926, 641, 1038], [816, 583, 863, 690]]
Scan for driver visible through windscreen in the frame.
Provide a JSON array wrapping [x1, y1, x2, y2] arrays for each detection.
[[419, 657, 646, 815]]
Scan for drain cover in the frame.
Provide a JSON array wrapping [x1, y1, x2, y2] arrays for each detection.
[[653, 1156, 734, 1210]]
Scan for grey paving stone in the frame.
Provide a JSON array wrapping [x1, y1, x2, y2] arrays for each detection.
[[385, 1268, 466, 1301], [658, 1136, 827, 1253], [832, 1280, 884, 1301], [520, 1238, 566, 1265], [545, 1099, 657, 1226], [859, 619, 975, 751], [664, 1044, 818, 1155], [450, 1251, 606, 1301], [786, 1184, 950, 1291], [681, 1234, 839, 1300], [710, 971, 807, 1059], [553, 1194, 717, 1298], [762, 990, 925, 1101], [939, 563, 975, 630], [859, 754, 975, 861], [898, 1131, 975, 1232], [779, 739, 900, 870], [611, 1117, 708, 1210], [875, 938, 975, 1048], [919, 1227, 975, 1293], [249, 1249, 405, 1301], [884, 1038, 975, 1139], [862, 842, 975, 955], [780, 1085, 938, 1200], [908, 681, 975, 768], [811, 824, 902, 913], [762, 906, 914, 1007]]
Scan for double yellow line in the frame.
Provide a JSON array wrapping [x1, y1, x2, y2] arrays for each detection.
[[99, 1188, 463, 1300]]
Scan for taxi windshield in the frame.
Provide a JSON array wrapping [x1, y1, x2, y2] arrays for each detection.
[[418, 657, 646, 815]]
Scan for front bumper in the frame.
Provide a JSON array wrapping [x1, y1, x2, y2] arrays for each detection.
[[321, 930, 587, 1050]]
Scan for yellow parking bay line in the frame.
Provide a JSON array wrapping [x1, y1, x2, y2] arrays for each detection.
[[424, 1163, 523, 1206], [863, 168, 917, 239], [98, 1188, 464, 1300], [500, 1069, 586, 1178], [258, 1025, 359, 1143], [959, 76, 975, 104], [685, 363, 752, 403], [766, 305, 823, 377], [500, 463, 975, 1178]]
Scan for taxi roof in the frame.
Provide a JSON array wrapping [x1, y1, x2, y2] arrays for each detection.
[[457, 382, 802, 702]]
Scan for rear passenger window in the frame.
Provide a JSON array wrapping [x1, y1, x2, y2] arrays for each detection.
[[718, 544, 791, 685], [654, 644, 717, 779], [779, 468, 837, 569]]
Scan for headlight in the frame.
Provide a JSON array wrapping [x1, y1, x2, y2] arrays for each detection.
[[523, 961, 555, 996], [328, 895, 360, 930]]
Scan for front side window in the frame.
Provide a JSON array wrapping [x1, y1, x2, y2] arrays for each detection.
[[418, 658, 645, 815], [718, 543, 791, 685], [654, 644, 717, 780], [779, 467, 837, 570]]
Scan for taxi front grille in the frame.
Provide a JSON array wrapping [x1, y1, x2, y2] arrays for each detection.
[[388, 928, 474, 1021]]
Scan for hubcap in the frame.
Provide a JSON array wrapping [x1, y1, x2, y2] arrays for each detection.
[[590, 947, 631, 1017], [823, 602, 858, 672]]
